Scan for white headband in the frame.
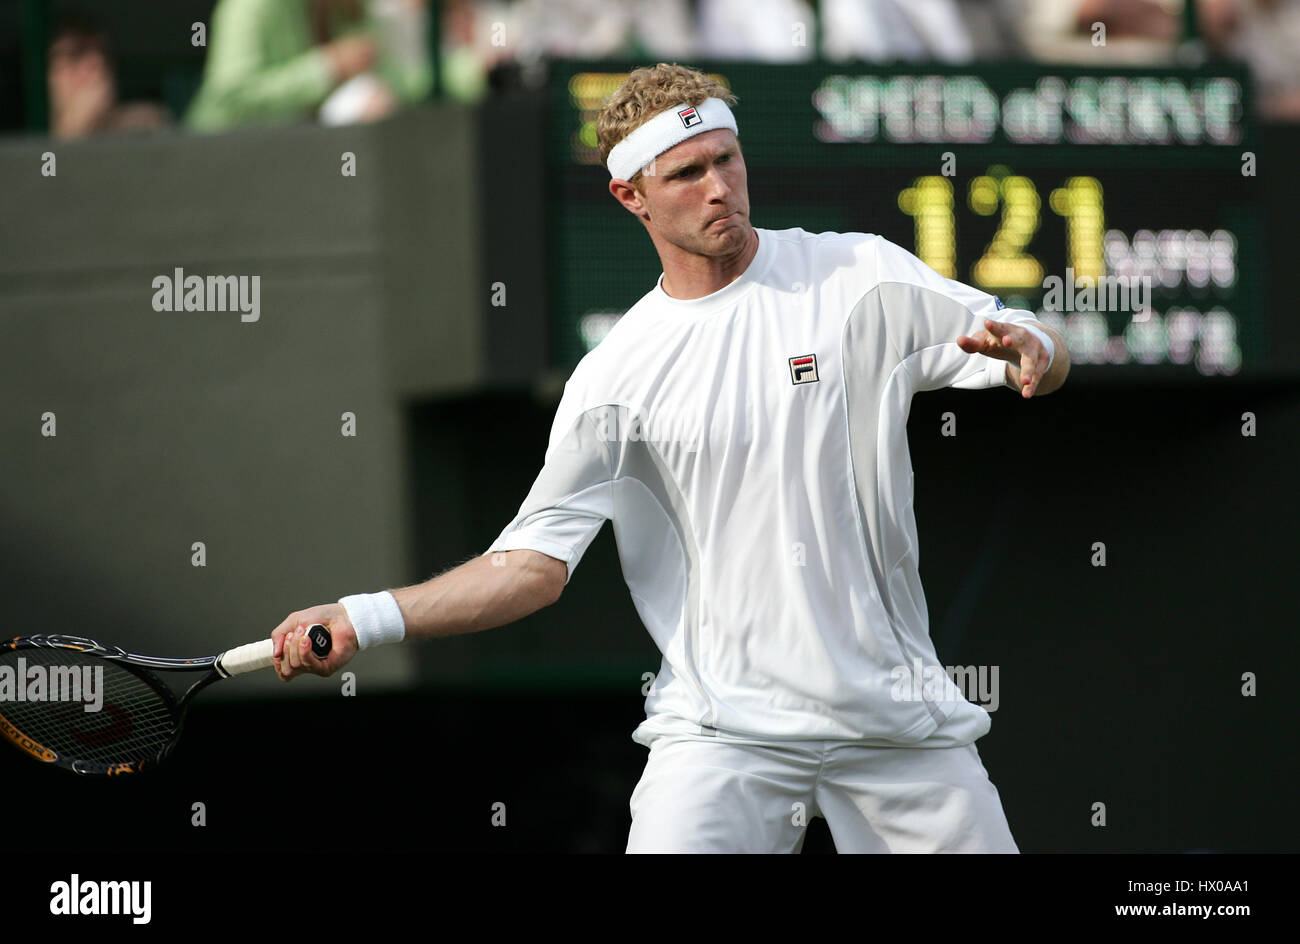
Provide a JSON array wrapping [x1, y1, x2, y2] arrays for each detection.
[[606, 97, 738, 180]]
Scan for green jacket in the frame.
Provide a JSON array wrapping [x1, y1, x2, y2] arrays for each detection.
[[186, 0, 431, 132]]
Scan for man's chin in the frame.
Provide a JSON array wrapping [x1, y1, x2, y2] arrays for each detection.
[[723, 223, 756, 253], [664, 221, 752, 258], [703, 218, 749, 245]]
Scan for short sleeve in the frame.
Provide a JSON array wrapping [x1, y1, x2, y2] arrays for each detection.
[[485, 376, 615, 585], [871, 237, 1049, 392]]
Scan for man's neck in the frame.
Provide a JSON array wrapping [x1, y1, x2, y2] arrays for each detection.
[[657, 227, 760, 300]]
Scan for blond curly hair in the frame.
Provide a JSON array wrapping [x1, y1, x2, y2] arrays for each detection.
[[597, 63, 738, 190]]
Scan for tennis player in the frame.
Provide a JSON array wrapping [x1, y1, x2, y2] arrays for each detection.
[[273, 63, 1069, 853]]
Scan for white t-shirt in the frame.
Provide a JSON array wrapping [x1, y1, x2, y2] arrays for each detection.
[[488, 227, 1045, 748]]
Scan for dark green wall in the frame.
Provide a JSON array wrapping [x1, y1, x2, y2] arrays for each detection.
[[0, 106, 492, 695]]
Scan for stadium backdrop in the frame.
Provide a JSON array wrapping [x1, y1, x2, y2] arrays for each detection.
[[546, 61, 1260, 380]]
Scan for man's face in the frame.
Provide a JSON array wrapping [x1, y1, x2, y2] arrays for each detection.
[[632, 129, 752, 259]]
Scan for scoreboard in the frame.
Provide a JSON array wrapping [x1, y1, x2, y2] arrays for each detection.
[[546, 62, 1262, 378]]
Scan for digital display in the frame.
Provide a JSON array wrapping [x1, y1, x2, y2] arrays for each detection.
[[547, 63, 1261, 377]]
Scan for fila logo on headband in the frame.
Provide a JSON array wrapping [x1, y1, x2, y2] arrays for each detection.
[[789, 354, 819, 384], [606, 98, 738, 180]]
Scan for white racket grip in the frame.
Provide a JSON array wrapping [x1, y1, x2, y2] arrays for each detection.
[[217, 639, 275, 677]]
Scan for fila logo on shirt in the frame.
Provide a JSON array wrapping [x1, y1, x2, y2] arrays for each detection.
[[677, 106, 702, 128], [789, 353, 819, 384]]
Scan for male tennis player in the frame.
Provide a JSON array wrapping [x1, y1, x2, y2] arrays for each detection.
[[273, 63, 1069, 853]]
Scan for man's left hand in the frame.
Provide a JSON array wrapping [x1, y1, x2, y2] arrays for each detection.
[[956, 319, 1052, 399]]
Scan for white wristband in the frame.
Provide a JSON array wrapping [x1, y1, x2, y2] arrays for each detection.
[[1017, 322, 1055, 371], [339, 591, 406, 650]]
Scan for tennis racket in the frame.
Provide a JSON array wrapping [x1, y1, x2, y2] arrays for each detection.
[[0, 624, 331, 776]]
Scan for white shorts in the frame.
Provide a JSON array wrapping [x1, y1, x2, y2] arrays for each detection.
[[626, 734, 1019, 853]]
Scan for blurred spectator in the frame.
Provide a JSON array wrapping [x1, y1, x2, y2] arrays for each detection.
[[48, 18, 169, 139], [698, 0, 817, 61], [439, 0, 532, 101], [1003, 0, 1182, 64], [321, 0, 433, 124], [1198, 0, 1300, 120], [509, 0, 696, 63], [439, 0, 492, 102], [821, 0, 976, 62], [955, 0, 1032, 59], [186, 0, 432, 133]]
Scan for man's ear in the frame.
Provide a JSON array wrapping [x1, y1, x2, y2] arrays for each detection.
[[609, 178, 649, 221]]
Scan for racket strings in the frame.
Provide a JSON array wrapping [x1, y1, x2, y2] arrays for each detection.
[[0, 648, 178, 765]]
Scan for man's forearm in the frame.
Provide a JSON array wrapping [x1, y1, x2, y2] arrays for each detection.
[[389, 549, 566, 640]]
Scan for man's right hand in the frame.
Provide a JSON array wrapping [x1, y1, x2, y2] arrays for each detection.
[[271, 604, 359, 681], [323, 35, 377, 83]]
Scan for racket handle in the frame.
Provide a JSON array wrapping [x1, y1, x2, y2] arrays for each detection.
[[218, 624, 332, 677], [218, 639, 274, 676]]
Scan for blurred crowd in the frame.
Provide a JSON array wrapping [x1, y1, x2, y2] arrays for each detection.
[[44, 0, 1300, 139]]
